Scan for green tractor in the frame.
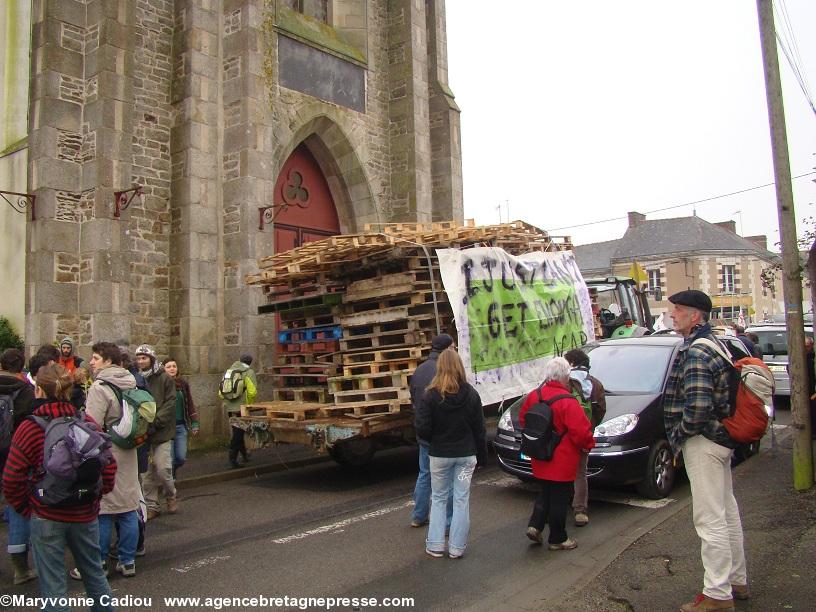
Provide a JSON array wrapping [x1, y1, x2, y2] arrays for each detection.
[[585, 276, 654, 339]]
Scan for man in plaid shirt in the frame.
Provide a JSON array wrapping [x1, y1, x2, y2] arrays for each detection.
[[663, 290, 747, 612]]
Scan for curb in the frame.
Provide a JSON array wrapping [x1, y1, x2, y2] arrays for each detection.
[[176, 454, 331, 490]]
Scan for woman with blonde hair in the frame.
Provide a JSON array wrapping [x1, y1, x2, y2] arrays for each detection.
[[415, 347, 486, 559]]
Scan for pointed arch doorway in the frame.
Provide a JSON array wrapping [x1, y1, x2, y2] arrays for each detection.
[[273, 143, 341, 254]]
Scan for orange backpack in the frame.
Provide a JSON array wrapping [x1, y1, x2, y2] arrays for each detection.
[[692, 339, 775, 443]]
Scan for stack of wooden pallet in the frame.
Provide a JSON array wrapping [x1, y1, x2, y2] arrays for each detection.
[[241, 221, 572, 423]]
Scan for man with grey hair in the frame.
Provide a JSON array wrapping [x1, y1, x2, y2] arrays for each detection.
[[664, 290, 747, 612], [518, 356, 594, 551]]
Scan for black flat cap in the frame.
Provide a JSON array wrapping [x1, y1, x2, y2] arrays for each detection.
[[668, 289, 712, 313], [431, 334, 454, 351]]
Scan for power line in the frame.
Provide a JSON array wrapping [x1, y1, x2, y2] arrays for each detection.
[[546, 171, 816, 232]]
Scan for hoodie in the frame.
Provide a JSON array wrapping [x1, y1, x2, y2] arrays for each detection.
[[57, 337, 84, 373], [0, 370, 36, 431], [2, 399, 116, 522], [140, 361, 177, 444], [85, 366, 141, 514], [415, 383, 487, 464]]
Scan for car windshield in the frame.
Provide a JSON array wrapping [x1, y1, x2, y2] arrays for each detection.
[[585, 344, 675, 394], [751, 329, 788, 356]]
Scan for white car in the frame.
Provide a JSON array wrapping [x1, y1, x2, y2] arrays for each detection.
[[746, 323, 813, 397]]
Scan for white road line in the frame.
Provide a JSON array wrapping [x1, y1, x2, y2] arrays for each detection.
[[271, 500, 414, 544], [173, 555, 232, 573]]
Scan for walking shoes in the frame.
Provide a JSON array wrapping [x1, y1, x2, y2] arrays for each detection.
[[731, 584, 750, 600], [548, 538, 578, 551], [574, 512, 589, 527], [680, 593, 735, 611], [525, 526, 543, 544]]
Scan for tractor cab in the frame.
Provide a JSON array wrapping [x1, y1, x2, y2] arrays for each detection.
[[586, 276, 653, 339]]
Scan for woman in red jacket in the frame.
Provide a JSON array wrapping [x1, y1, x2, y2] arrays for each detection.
[[519, 356, 595, 550]]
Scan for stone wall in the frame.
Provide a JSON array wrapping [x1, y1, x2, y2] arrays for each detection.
[[24, 0, 463, 437]]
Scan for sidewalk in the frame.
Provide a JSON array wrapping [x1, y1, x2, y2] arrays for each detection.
[[553, 430, 816, 611]]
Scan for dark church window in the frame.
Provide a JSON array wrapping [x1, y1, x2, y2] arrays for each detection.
[[282, 0, 329, 23]]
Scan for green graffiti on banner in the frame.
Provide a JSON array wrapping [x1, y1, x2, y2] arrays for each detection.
[[466, 281, 587, 372]]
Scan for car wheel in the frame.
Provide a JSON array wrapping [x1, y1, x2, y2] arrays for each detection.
[[637, 440, 676, 499]]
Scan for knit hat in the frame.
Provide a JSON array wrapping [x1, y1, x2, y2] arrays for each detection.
[[431, 334, 454, 352], [60, 337, 74, 350], [135, 344, 157, 363], [240, 353, 253, 366]]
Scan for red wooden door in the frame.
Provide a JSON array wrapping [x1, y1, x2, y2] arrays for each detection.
[[273, 144, 341, 253]]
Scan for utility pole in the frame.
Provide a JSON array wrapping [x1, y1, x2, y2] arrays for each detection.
[[756, 0, 813, 489]]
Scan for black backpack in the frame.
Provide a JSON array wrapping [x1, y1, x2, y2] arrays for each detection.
[[520, 390, 572, 461], [0, 388, 22, 452]]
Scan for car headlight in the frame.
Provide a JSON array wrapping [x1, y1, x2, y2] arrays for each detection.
[[498, 409, 514, 432], [594, 414, 638, 437]]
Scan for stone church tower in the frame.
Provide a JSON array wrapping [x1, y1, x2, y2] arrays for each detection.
[[18, 0, 462, 434]]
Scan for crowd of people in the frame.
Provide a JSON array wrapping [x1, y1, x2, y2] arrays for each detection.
[[1, 287, 763, 611], [0, 339, 206, 610], [410, 289, 751, 611]]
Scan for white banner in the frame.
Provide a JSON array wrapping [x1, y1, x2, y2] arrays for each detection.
[[437, 248, 594, 405]]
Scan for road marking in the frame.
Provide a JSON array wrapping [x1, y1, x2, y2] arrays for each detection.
[[272, 500, 414, 544], [173, 555, 232, 573]]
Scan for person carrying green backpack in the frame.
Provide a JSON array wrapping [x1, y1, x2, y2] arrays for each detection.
[[219, 354, 257, 468], [564, 348, 607, 528]]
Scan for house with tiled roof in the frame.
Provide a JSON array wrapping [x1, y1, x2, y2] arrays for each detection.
[[574, 212, 783, 324]]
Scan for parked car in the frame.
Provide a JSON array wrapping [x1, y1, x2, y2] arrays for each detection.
[[493, 334, 759, 499], [745, 323, 813, 397]]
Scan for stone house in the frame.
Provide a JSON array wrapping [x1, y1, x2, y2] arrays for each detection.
[[574, 212, 783, 326], [0, 0, 463, 435]]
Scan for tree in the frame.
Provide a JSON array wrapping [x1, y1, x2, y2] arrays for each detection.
[[0, 316, 24, 352]]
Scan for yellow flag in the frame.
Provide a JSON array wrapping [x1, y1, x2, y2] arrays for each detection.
[[628, 261, 648, 283]]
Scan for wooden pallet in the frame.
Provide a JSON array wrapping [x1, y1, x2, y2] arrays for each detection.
[[327, 370, 412, 394], [240, 401, 328, 421], [331, 386, 411, 404], [339, 329, 431, 352], [271, 386, 330, 403], [342, 358, 419, 377], [319, 399, 409, 417], [341, 345, 424, 365], [270, 373, 329, 387], [277, 325, 342, 344], [257, 293, 342, 314]]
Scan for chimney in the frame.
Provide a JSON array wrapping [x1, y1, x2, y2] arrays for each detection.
[[745, 235, 768, 250], [714, 220, 737, 234], [628, 211, 646, 228]]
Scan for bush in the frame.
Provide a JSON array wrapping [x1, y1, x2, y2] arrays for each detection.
[[0, 316, 24, 352]]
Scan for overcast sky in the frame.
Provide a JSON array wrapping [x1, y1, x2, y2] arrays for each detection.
[[446, 0, 816, 249]]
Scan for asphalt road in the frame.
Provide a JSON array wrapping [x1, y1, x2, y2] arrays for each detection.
[[3, 411, 790, 611], [3, 449, 696, 612]]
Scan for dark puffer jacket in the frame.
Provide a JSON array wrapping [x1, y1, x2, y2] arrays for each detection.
[[415, 383, 487, 464]]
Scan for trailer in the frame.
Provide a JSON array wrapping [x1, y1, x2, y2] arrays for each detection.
[[236, 221, 576, 465]]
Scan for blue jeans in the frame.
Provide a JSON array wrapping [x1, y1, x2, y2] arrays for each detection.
[[99, 511, 139, 565], [30, 516, 115, 612], [426, 455, 477, 557], [7, 505, 31, 553], [412, 443, 453, 525], [172, 423, 188, 469]]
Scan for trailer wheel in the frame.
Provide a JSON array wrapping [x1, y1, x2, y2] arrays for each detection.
[[328, 438, 376, 467]]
